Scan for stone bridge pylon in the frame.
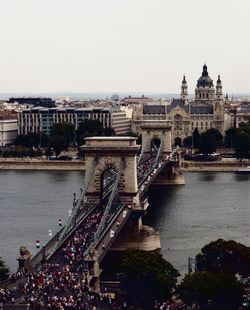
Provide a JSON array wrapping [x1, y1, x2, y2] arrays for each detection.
[[83, 137, 139, 207], [140, 121, 172, 155]]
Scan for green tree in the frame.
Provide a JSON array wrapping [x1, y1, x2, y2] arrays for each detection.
[[183, 136, 192, 148], [196, 239, 250, 279], [15, 133, 40, 148], [76, 119, 115, 145], [199, 128, 223, 154], [235, 132, 250, 160], [51, 122, 75, 147], [120, 249, 180, 305], [0, 257, 10, 281], [178, 272, 243, 310], [224, 127, 239, 149], [49, 135, 68, 156], [192, 128, 200, 149]]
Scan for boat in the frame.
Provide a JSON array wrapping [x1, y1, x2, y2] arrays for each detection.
[[236, 166, 250, 173]]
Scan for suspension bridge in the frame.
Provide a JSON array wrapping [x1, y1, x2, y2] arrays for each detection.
[[1, 123, 185, 308]]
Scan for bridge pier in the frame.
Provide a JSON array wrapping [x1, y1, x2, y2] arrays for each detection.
[[152, 162, 185, 186], [109, 213, 161, 252]]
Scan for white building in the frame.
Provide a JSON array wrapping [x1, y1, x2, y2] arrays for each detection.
[[18, 106, 131, 136], [0, 119, 18, 146]]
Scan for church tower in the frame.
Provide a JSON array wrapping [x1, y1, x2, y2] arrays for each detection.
[[216, 75, 223, 100], [181, 75, 188, 103], [214, 74, 224, 133]]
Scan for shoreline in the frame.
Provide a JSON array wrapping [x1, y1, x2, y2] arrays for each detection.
[[181, 160, 250, 172], [0, 158, 249, 173], [0, 158, 85, 171]]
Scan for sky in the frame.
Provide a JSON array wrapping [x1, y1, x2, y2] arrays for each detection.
[[0, 0, 250, 94]]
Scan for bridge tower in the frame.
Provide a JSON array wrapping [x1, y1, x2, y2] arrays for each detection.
[[82, 137, 139, 207], [140, 122, 172, 155], [140, 122, 185, 185]]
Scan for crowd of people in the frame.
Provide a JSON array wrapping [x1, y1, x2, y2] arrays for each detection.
[[0, 157, 181, 310], [137, 156, 156, 180], [0, 202, 114, 309]]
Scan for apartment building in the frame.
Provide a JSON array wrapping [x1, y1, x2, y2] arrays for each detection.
[[18, 106, 130, 136]]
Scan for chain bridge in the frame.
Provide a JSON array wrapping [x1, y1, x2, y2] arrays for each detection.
[[17, 123, 185, 292]]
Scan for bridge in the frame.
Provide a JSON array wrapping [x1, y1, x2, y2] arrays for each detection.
[[1, 123, 185, 307]]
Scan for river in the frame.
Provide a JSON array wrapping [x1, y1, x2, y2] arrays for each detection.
[[0, 171, 250, 275]]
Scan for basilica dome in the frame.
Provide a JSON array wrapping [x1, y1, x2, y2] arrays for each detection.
[[197, 64, 213, 87]]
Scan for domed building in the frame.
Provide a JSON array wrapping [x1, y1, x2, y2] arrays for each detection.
[[131, 64, 225, 145]]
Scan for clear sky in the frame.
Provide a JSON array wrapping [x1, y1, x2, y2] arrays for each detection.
[[0, 0, 250, 94]]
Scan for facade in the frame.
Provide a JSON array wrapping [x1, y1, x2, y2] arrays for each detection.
[[0, 119, 18, 146], [132, 64, 225, 144], [18, 106, 130, 136], [235, 104, 250, 127]]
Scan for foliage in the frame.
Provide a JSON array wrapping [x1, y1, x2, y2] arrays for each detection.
[[183, 136, 192, 148], [192, 128, 200, 149], [120, 249, 180, 304], [76, 119, 115, 145], [51, 122, 75, 147], [174, 137, 182, 147], [199, 128, 223, 154], [224, 127, 239, 149], [49, 135, 68, 156], [178, 272, 243, 310], [225, 122, 250, 159], [235, 132, 250, 160], [0, 257, 10, 281], [15, 133, 49, 148], [196, 238, 250, 278], [0, 146, 42, 158]]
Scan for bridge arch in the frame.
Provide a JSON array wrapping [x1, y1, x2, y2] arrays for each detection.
[[140, 122, 172, 155], [81, 137, 139, 206], [174, 137, 182, 147]]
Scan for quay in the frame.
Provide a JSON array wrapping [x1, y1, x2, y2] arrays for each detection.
[[181, 159, 250, 172], [0, 158, 85, 171]]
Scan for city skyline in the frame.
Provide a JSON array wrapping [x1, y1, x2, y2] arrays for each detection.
[[1, 0, 250, 94]]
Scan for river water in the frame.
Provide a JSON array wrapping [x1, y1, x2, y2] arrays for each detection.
[[0, 171, 250, 275]]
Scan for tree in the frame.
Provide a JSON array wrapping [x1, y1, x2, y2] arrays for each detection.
[[178, 272, 243, 310], [120, 249, 180, 305], [49, 135, 68, 156], [199, 128, 223, 154], [183, 136, 192, 148], [0, 257, 10, 281], [15, 133, 40, 148], [224, 127, 239, 149], [235, 132, 250, 160], [51, 122, 75, 147], [104, 127, 115, 136], [192, 128, 200, 149], [196, 239, 250, 279], [76, 120, 115, 145]]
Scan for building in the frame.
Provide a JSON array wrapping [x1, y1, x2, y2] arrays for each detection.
[[8, 97, 56, 108], [18, 106, 130, 136], [0, 112, 18, 146], [132, 64, 225, 144], [235, 104, 250, 127], [124, 95, 150, 104]]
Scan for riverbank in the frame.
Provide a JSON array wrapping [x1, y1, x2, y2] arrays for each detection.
[[0, 158, 85, 171], [181, 159, 250, 172]]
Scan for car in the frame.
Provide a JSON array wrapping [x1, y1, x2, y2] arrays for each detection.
[[48, 156, 57, 160], [58, 155, 72, 161]]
